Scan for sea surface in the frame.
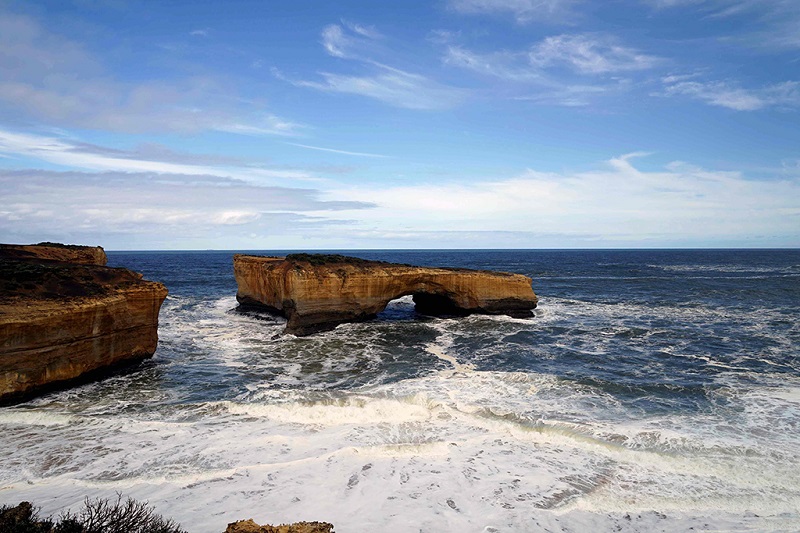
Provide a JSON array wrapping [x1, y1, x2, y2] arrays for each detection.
[[2, 249, 799, 532]]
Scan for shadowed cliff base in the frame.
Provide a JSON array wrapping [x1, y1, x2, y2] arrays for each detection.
[[234, 253, 537, 336], [0, 243, 168, 405]]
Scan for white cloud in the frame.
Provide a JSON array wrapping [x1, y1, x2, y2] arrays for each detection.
[[321, 24, 351, 58], [445, 46, 546, 82], [289, 68, 466, 110], [644, 0, 800, 49], [0, 168, 373, 248], [662, 79, 800, 110], [277, 24, 467, 110], [443, 36, 648, 105], [0, 128, 314, 182], [0, 10, 300, 135], [325, 153, 800, 245], [286, 143, 391, 158], [445, 35, 658, 78], [529, 34, 659, 73], [448, 0, 579, 23], [321, 21, 382, 59]]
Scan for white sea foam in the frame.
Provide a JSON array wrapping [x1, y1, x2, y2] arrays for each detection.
[[0, 410, 74, 426], [2, 284, 799, 532], [3, 371, 800, 532]]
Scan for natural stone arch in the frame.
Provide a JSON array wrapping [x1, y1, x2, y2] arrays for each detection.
[[234, 254, 538, 336]]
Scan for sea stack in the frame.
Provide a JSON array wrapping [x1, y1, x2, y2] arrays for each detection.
[[234, 253, 537, 336], [0, 243, 168, 404]]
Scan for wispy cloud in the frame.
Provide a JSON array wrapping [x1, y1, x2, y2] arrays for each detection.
[[448, 0, 580, 23], [529, 34, 660, 73], [645, 0, 800, 49], [322, 20, 383, 58], [0, 128, 313, 181], [445, 46, 546, 82], [0, 9, 300, 135], [661, 78, 800, 110], [287, 143, 391, 159], [443, 34, 653, 106], [276, 24, 467, 110], [281, 68, 466, 110]]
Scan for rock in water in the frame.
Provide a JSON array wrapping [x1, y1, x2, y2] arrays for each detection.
[[0, 243, 168, 404], [234, 253, 537, 335], [225, 518, 334, 533]]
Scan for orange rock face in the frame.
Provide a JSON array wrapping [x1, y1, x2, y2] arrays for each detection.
[[0, 244, 167, 404], [234, 254, 537, 335], [225, 518, 334, 533], [0, 242, 107, 265]]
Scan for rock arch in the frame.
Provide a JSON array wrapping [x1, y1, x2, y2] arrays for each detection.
[[234, 254, 538, 336]]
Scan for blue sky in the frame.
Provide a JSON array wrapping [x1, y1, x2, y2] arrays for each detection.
[[1, 0, 798, 249]]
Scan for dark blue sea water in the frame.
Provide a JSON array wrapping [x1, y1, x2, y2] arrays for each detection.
[[2, 249, 799, 532]]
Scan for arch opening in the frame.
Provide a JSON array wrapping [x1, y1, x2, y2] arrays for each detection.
[[376, 294, 417, 321], [412, 292, 468, 317]]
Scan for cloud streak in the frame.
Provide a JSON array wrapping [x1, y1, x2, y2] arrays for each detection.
[[661, 78, 800, 110], [448, 0, 580, 23], [529, 34, 660, 73], [0, 128, 315, 182], [286, 143, 391, 158], [443, 33, 653, 106], [278, 23, 467, 110]]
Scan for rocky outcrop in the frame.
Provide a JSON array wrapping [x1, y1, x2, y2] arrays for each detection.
[[0, 242, 107, 265], [225, 519, 334, 533], [234, 253, 537, 335], [0, 244, 167, 404]]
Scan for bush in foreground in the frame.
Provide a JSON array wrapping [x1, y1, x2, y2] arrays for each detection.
[[0, 495, 186, 533]]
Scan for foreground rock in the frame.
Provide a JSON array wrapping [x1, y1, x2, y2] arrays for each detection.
[[234, 253, 537, 335], [226, 518, 334, 533], [0, 243, 167, 404], [0, 242, 108, 265]]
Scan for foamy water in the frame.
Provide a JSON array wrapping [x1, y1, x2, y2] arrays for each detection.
[[2, 250, 799, 532]]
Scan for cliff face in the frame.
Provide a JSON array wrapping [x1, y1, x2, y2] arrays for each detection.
[[0, 244, 167, 404], [0, 242, 107, 265], [234, 254, 537, 336]]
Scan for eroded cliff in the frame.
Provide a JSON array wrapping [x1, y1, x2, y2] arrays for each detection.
[[0, 244, 167, 404], [0, 242, 107, 265], [234, 253, 537, 335]]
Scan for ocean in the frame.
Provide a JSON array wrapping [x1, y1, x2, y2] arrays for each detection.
[[1, 249, 799, 532]]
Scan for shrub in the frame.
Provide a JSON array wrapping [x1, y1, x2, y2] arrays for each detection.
[[0, 495, 186, 533]]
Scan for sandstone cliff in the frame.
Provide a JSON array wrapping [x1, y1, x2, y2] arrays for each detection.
[[0, 244, 167, 404], [234, 253, 537, 335], [0, 242, 107, 265]]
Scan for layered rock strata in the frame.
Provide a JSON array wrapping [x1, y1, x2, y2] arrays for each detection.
[[0, 242, 107, 265], [0, 244, 167, 404], [234, 253, 537, 336]]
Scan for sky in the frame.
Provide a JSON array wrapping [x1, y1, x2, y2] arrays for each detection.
[[0, 0, 798, 250]]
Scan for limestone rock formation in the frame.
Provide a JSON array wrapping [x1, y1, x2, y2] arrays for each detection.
[[234, 253, 537, 335], [0, 242, 107, 265], [0, 243, 167, 404], [225, 518, 334, 533]]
